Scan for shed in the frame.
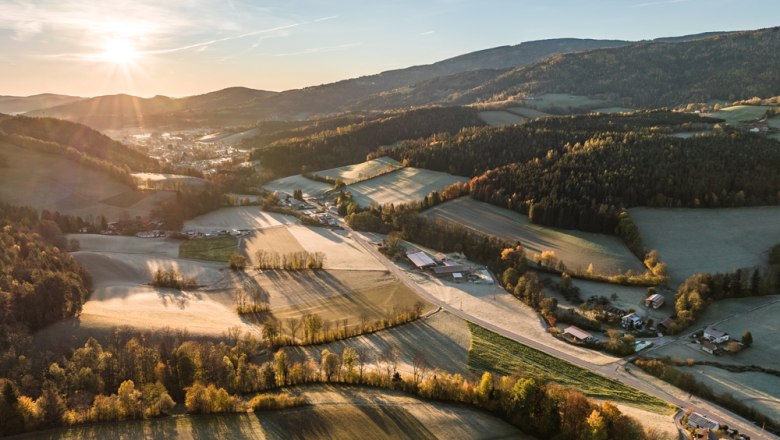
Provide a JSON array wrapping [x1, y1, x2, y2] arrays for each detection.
[[621, 312, 643, 329], [656, 317, 675, 334], [644, 293, 665, 309], [701, 341, 718, 355], [703, 326, 729, 344], [407, 251, 436, 269], [563, 325, 592, 342]]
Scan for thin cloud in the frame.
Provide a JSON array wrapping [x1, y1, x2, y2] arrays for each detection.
[[146, 23, 302, 54], [419, 30, 435, 36], [314, 15, 338, 22], [274, 42, 362, 57], [631, 0, 690, 8]]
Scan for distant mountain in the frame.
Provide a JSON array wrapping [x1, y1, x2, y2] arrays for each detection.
[[27, 87, 277, 129], [25, 38, 638, 128], [0, 93, 82, 114], [454, 27, 780, 108]]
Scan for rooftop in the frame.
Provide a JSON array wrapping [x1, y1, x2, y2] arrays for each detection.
[[407, 251, 436, 268], [563, 325, 592, 341]]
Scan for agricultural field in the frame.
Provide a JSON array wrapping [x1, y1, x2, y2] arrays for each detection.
[[262, 174, 333, 198], [180, 236, 239, 262], [705, 105, 771, 124], [25, 385, 529, 440], [284, 311, 471, 376], [630, 207, 780, 284], [468, 324, 670, 412], [769, 115, 780, 140], [131, 172, 208, 190], [247, 269, 433, 335], [310, 156, 403, 185], [424, 197, 644, 275], [0, 141, 174, 220], [477, 110, 525, 126], [520, 94, 608, 112], [346, 167, 469, 208], [242, 226, 306, 264], [284, 224, 387, 271], [507, 107, 551, 118], [183, 207, 297, 232], [36, 234, 253, 349], [198, 128, 260, 146]]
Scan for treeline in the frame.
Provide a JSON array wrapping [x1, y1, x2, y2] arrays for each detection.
[[634, 358, 779, 434], [241, 114, 380, 150], [253, 250, 325, 270], [670, 258, 779, 333], [0, 115, 157, 171], [151, 268, 197, 290], [471, 132, 780, 233], [373, 110, 713, 177], [251, 106, 484, 176], [152, 187, 227, 229], [0, 204, 91, 334]]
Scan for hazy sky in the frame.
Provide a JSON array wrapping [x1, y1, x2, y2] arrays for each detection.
[[1, 0, 778, 97]]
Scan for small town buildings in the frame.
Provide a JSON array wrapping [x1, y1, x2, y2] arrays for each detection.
[[644, 293, 665, 309], [407, 251, 436, 270], [621, 312, 643, 329], [703, 326, 730, 344], [563, 325, 593, 342], [687, 412, 720, 431], [701, 341, 718, 355]]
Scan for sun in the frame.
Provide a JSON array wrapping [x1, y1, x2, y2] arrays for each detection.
[[100, 38, 138, 64]]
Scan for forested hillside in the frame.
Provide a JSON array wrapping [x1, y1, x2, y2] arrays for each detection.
[[374, 111, 713, 176], [462, 27, 780, 107], [252, 106, 484, 176], [0, 116, 157, 171], [470, 133, 780, 233]]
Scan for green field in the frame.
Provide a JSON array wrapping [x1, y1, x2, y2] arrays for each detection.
[[592, 107, 634, 114], [507, 107, 551, 118], [179, 236, 239, 262], [467, 323, 671, 413], [707, 105, 771, 124], [521, 94, 608, 112]]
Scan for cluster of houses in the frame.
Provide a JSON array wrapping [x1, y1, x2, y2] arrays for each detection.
[[700, 326, 731, 355], [686, 411, 748, 440], [406, 249, 482, 282], [274, 192, 339, 227]]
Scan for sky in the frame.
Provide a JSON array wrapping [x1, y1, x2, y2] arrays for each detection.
[[1, 0, 778, 98]]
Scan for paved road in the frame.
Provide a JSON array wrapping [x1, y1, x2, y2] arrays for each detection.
[[339, 220, 778, 440]]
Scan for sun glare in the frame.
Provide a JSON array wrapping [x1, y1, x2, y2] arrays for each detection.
[[100, 38, 138, 64]]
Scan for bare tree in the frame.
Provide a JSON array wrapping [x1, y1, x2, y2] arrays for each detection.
[[411, 349, 429, 384], [286, 317, 301, 343]]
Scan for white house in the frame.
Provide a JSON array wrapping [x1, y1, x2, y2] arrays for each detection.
[[703, 326, 729, 344], [621, 312, 643, 329]]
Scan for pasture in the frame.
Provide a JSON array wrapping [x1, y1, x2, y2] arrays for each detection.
[[477, 110, 525, 126], [183, 207, 297, 232], [706, 105, 771, 124], [180, 236, 239, 262], [0, 141, 174, 221], [131, 172, 207, 190], [262, 174, 332, 198], [592, 107, 634, 113], [310, 156, 403, 185], [25, 385, 528, 440], [346, 167, 469, 208], [507, 107, 551, 118], [424, 197, 644, 276], [629, 206, 780, 284]]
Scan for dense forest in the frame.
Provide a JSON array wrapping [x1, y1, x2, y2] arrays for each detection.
[[251, 106, 484, 176], [0, 116, 157, 171], [373, 110, 713, 177], [458, 27, 780, 108]]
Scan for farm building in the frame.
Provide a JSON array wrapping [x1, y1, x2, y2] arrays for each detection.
[[686, 412, 719, 431], [657, 317, 675, 333], [703, 326, 730, 344], [701, 341, 719, 355], [432, 264, 469, 277], [563, 325, 593, 342], [643, 293, 665, 309], [621, 312, 643, 329], [407, 251, 436, 270]]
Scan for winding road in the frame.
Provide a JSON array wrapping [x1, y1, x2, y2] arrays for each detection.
[[339, 219, 778, 440]]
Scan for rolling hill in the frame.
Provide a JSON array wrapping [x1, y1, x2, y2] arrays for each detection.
[[0, 93, 82, 114]]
